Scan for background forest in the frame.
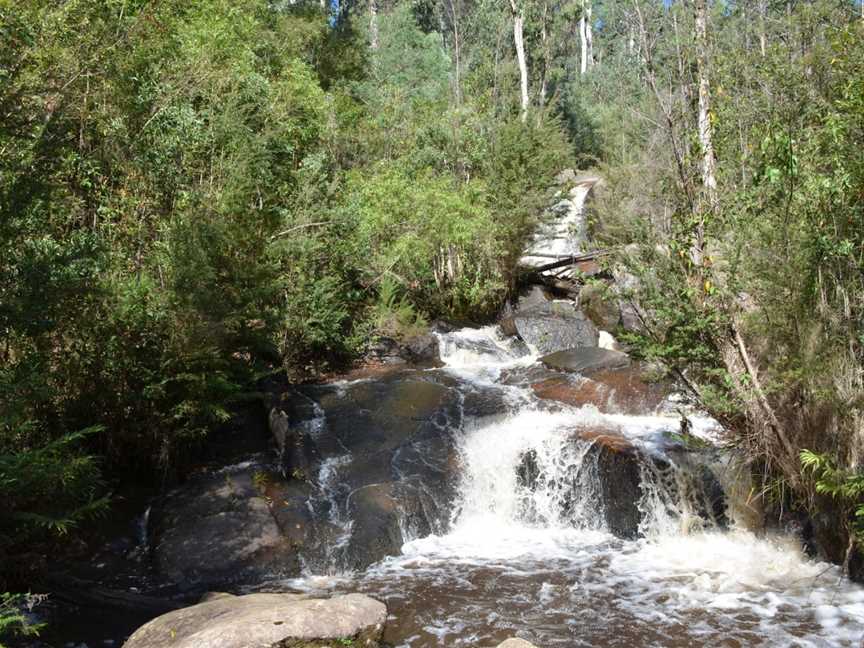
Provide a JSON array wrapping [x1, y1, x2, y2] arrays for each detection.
[[0, 0, 862, 641]]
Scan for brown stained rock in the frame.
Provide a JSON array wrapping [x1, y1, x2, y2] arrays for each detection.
[[123, 593, 387, 648], [576, 427, 637, 455], [531, 365, 670, 416], [574, 258, 601, 276]]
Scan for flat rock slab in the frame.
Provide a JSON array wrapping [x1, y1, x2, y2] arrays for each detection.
[[123, 592, 387, 648], [497, 640, 540, 648], [154, 464, 296, 587], [541, 347, 630, 375]]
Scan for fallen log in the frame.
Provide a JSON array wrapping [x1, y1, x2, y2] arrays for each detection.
[[520, 249, 612, 274]]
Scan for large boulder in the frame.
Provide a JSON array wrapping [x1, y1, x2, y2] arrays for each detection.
[[513, 301, 598, 355], [265, 370, 509, 572], [497, 640, 539, 648], [541, 347, 630, 375], [152, 464, 297, 588], [364, 333, 441, 366], [582, 429, 643, 538], [123, 593, 387, 648]]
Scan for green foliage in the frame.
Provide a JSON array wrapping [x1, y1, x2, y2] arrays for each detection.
[[0, 593, 45, 647], [372, 278, 429, 340], [802, 450, 864, 544], [588, 0, 864, 558], [0, 0, 578, 587]]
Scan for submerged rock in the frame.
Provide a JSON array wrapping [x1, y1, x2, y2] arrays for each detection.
[[540, 347, 630, 375], [122, 592, 387, 648]]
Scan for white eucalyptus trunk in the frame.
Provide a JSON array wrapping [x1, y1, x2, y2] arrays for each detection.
[[370, 0, 379, 50], [585, 1, 594, 69], [579, 9, 588, 75], [695, 0, 718, 213], [510, 0, 530, 121]]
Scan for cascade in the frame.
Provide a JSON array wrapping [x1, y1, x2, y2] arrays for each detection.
[[268, 326, 864, 646]]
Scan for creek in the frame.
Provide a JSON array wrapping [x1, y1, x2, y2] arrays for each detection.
[[246, 327, 864, 648]]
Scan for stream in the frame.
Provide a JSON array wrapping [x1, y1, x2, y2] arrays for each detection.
[[241, 327, 864, 648]]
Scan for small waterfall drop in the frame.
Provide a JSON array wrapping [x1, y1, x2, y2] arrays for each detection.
[[278, 325, 864, 647]]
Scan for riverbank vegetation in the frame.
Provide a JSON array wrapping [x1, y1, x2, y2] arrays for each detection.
[[585, 1, 864, 571], [1, 0, 863, 637], [0, 0, 574, 602]]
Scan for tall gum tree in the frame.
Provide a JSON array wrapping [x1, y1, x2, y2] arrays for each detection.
[[509, 0, 530, 121]]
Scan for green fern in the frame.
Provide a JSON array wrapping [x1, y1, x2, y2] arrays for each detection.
[[801, 449, 864, 542], [0, 593, 45, 646]]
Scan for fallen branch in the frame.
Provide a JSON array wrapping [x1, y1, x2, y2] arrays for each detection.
[[520, 249, 611, 274]]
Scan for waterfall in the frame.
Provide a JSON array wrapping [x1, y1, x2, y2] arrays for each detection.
[[278, 325, 864, 647]]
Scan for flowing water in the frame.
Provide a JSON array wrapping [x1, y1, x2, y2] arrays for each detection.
[[253, 327, 864, 648]]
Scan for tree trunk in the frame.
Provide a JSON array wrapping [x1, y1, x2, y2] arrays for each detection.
[[444, 0, 462, 106], [509, 0, 530, 122], [693, 0, 718, 268], [540, 0, 549, 106], [632, 0, 695, 213], [369, 0, 379, 51], [579, 5, 588, 75], [585, 1, 594, 70], [759, 0, 768, 57]]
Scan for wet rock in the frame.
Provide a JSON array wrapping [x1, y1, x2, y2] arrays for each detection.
[[403, 333, 440, 364], [122, 593, 387, 648], [364, 333, 441, 366], [269, 371, 475, 571], [516, 428, 726, 539], [531, 365, 670, 415], [517, 285, 555, 312], [514, 302, 598, 355], [269, 408, 316, 480], [346, 480, 436, 569], [579, 282, 620, 331], [541, 347, 630, 375], [152, 465, 298, 588], [580, 429, 643, 538], [777, 498, 864, 583], [499, 315, 519, 338], [266, 478, 317, 547], [462, 386, 511, 418]]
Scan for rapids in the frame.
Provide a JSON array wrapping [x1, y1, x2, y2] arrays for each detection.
[[254, 326, 864, 647]]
